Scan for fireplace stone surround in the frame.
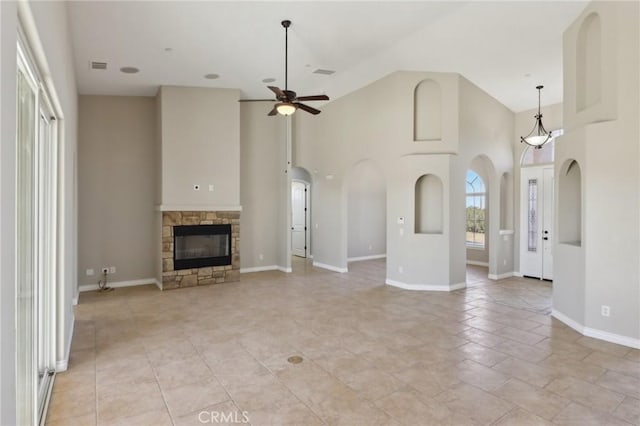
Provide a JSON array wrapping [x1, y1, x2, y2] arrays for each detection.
[[162, 210, 240, 289]]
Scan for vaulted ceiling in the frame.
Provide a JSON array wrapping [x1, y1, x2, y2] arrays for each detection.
[[67, 1, 587, 112]]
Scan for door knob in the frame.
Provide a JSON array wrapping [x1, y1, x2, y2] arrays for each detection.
[[544, 230, 549, 234], [543, 237, 548, 240]]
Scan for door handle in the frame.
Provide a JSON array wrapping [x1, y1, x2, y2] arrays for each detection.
[[543, 237, 548, 240]]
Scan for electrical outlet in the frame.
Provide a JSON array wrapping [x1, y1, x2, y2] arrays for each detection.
[[86, 269, 94, 276], [503, 259, 507, 266], [368, 244, 373, 251], [601, 305, 610, 317], [259, 254, 264, 261], [208, 184, 214, 192], [398, 266, 404, 273], [101, 267, 109, 275], [109, 266, 116, 274]]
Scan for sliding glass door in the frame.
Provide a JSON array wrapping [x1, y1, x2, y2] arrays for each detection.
[[16, 39, 57, 426]]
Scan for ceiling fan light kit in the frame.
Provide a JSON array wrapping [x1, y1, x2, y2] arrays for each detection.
[[521, 85, 552, 149], [276, 102, 297, 116], [243, 19, 329, 116]]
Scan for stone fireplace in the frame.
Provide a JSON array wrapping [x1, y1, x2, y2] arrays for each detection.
[[162, 211, 239, 289]]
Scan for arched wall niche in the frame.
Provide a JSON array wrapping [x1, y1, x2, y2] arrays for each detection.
[[576, 12, 602, 112], [414, 79, 442, 141], [415, 174, 443, 234], [559, 159, 582, 246]]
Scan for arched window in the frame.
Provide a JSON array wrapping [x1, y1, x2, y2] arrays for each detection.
[[466, 170, 486, 248]]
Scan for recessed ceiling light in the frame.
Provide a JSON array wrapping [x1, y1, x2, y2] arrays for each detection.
[[120, 67, 139, 74], [262, 78, 276, 83], [204, 73, 220, 80]]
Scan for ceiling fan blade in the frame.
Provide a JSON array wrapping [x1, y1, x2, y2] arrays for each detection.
[[268, 86, 285, 98], [296, 94, 329, 102], [268, 106, 278, 116], [238, 99, 275, 102], [296, 103, 321, 115]]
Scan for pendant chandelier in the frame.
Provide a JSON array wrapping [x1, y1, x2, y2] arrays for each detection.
[[521, 85, 552, 149]]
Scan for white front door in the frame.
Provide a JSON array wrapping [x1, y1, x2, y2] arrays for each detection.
[[520, 166, 554, 280], [291, 181, 307, 257]]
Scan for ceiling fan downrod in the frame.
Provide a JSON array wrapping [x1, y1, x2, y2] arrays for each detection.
[[282, 19, 291, 92]]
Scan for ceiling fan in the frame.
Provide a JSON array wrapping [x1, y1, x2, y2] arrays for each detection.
[[240, 20, 329, 116]]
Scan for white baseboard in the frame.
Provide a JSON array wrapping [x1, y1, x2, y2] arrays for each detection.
[[277, 266, 292, 273], [79, 278, 158, 292], [348, 254, 387, 262], [240, 265, 292, 274], [552, 309, 640, 349], [154, 279, 162, 290], [513, 271, 523, 277], [56, 313, 74, 372], [466, 260, 489, 267], [312, 261, 348, 273], [385, 278, 466, 292], [488, 272, 514, 280], [240, 265, 278, 273]]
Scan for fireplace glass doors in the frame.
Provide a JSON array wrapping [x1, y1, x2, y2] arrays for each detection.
[[173, 224, 231, 270]]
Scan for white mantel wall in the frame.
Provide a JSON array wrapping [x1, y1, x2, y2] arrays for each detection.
[[159, 86, 240, 208]]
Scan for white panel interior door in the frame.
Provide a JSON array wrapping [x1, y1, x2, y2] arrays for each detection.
[[520, 166, 553, 280], [291, 181, 307, 257]]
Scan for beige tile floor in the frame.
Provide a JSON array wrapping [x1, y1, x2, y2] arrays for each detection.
[[47, 260, 640, 426]]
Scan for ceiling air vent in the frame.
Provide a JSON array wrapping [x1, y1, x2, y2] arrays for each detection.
[[313, 69, 335, 75], [90, 61, 107, 70]]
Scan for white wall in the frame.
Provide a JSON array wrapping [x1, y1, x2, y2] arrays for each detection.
[[0, 0, 78, 422], [0, 3, 19, 423], [347, 160, 386, 259], [239, 102, 287, 271], [554, 1, 639, 346], [78, 96, 156, 286], [159, 86, 240, 207]]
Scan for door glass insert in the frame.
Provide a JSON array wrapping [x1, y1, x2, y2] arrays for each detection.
[[527, 179, 538, 252]]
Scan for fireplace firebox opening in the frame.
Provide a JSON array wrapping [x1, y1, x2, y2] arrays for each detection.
[[173, 224, 232, 270]]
